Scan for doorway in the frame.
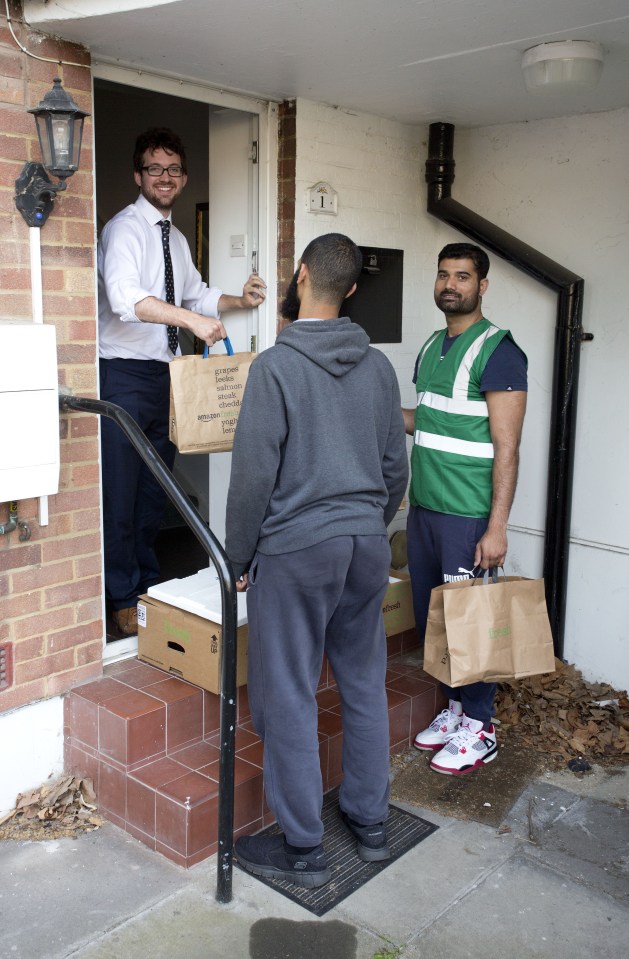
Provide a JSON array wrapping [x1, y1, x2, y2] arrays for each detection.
[[93, 76, 269, 647]]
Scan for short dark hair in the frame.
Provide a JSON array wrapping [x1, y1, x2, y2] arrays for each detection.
[[133, 127, 187, 174], [300, 233, 363, 306], [437, 243, 489, 280]]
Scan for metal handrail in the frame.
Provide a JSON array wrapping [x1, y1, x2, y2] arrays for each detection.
[[59, 391, 237, 903]]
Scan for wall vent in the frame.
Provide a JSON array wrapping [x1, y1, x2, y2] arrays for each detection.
[[0, 642, 13, 691]]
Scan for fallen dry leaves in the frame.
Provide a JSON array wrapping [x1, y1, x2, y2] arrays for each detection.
[[0, 776, 104, 841], [495, 658, 629, 768]]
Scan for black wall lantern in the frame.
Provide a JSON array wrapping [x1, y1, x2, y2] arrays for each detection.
[[15, 78, 89, 228]]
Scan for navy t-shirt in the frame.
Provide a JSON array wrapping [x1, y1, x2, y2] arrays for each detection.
[[413, 332, 528, 392]]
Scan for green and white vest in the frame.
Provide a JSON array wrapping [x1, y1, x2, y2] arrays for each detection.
[[410, 318, 511, 518]]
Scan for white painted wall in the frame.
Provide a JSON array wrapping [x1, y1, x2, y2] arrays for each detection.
[[0, 698, 65, 814], [294, 99, 628, 689], [294, 99, 437, 538], [453, 110, 629, 689]]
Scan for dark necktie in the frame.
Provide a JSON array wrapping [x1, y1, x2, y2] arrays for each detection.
[[159, 219, 179, 354]]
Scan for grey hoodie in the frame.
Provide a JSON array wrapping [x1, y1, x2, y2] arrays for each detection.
[[225, 317, 408, 578]]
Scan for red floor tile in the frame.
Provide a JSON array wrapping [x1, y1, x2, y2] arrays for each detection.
[[72, 676, 131, 704], [386, 673, 435, 698], [203, 691, 221, 736], [170, 740, 221, 771], [99, 689, 166, 766], [65, 742, 100, 791], [317, 710, 343, 738], [65, 693, 99, 751], [98, 759, 126, 820], [127, 777, 156, 836], [388, 698, 412, 747], [316, 688, 341, 712], [129, 755, 191, 790], [108, 661, 170, 689], [233, 770, 264, 830], [237, 739, 263, 768], [126, 820, 156, 851], [386, 634, 403, 659], [411, 686, 446, 734], [155, 771, 219, 857], [327, 732, 343, 789], [237, 684, 251, 724], [143, 678, 204, 751], [67, 650, 441, 868]]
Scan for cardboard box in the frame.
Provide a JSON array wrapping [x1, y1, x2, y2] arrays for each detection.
[[382, 569, 415, 637], [137, 566, 412, 691], [137, 570, 248, 693]]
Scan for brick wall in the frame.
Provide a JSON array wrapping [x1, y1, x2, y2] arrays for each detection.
[[276, 100, 296, 332], [0, 5, 102, 713]]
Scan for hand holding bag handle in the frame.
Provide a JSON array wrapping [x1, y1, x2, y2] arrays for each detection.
[[204, 336, 235, 359], [424, 566, 556, 686]]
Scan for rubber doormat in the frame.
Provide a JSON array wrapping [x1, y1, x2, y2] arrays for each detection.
[[234, 787, 438, 915]]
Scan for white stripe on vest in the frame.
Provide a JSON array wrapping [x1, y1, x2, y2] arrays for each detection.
[[413, 430, 495, 459], [416, 390, 488, 417], [452, 325, 500, 395]]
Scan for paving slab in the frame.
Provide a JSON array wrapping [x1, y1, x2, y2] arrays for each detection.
[[401, 855, 629, 959], [523, 795, 629, 902], [334, 816, 513, 942], [0, 766, 627, 959], [542, 764, 628, 806], [0, 828, 195, 959]]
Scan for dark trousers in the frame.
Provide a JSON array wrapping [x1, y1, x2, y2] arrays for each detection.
[[245, 534, 392, 847], [99, 358, 176, 610], [407, 505, 496, 727]]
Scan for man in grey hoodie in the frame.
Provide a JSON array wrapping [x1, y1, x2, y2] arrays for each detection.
[[226, 233, 408, 888]]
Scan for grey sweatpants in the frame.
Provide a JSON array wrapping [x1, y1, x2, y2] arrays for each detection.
[[245, 534, 392, 847]]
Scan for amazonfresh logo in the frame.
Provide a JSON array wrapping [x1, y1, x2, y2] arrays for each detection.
[[164, 621, 190, 644], [383, 601, 401, 614], [489, 625, 511, 639]]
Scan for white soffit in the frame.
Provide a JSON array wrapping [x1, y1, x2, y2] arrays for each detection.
[[22, 0, 629, 127]]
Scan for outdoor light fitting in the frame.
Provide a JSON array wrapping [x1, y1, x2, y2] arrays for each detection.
[[15, 78, 89, 228], [522, 41, 604, 96]]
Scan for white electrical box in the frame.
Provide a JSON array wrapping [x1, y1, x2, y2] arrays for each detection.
[[0, 323, 60, 503]]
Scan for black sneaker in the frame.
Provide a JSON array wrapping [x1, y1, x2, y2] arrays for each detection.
[[340, 810, 391, 862], [234, 834, 331, 888]]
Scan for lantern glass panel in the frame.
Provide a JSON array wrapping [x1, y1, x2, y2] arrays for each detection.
[[35, 114, 53, 169]]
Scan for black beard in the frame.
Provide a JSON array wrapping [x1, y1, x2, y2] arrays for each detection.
[[280, 268, 301, 322], [435, 291, 480, 315]]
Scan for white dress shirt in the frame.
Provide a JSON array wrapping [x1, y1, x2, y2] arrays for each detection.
[[98, 193, 222, 361]]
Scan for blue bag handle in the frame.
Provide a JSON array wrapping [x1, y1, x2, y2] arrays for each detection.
[[203, 336, 234, 359]]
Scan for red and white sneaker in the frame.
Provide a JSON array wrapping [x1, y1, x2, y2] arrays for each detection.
[[429, 715, 497, 775], [413, 700, 463, 751]]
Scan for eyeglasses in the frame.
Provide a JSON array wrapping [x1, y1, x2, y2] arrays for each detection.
[[141, 164, 185, 177]]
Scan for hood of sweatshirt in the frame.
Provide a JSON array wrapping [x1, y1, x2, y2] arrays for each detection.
[[275, 317, 370, 377]]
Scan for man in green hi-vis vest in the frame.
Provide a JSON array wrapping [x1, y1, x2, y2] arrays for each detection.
[[402, 242, 528, 775]]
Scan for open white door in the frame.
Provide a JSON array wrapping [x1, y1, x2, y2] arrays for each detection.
[[206, 108, 260, 543]]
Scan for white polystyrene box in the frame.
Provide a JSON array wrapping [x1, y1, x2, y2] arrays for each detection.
[[0, 323, 60, 501], [147, 566, 248, 625]]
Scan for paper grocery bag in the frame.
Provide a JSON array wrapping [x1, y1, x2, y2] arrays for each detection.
[[423, 574, 556, 687], [169, 352, 256, 454]]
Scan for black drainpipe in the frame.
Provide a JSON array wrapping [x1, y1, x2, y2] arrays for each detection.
[[425, 122, 593, 658]]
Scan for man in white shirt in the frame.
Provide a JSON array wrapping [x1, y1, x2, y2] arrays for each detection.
[[98, 127, 265, 637]]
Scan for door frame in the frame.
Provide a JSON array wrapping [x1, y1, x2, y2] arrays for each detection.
[[92, 64, 279, 664], [92, 61, 278, 351]]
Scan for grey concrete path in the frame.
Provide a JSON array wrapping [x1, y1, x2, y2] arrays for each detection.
[[1, 763, 627, 959]]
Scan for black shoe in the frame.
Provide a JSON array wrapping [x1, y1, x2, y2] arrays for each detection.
[[340, 810, 391, 862], [234, 834, 331, 888]]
